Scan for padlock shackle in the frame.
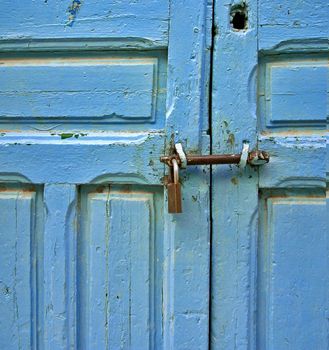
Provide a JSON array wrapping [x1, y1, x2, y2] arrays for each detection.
[[172, 158, 180, 184]]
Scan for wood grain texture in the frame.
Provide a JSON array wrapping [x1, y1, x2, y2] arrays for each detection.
[[211, 0, 327, 349], [0, 133, 164, 184], [163, 0, 212, 349], [258, 191, 328, 350], [0, 50, 167, 132], [259, 0, 329, 50], [211, 0, 258, 348], [0, 185, 42, 350], [43, 184, 77, 349], [0, 0, 169, 46], [268, 63, 327, 124], [78, 186, 162, 349], [0, 58, 159, 121], [259, 53, 328, 130], [0, 1, 212, 347], [0, 0, 212, 349], [2, 0, 327, 348], [259, 136, 326, 189]]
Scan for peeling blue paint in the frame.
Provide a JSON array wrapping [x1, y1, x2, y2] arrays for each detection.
[[66, 0, 83, 27]]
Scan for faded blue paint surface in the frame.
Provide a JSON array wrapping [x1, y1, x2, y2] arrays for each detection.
[[0, 54, 166, 124], [0, 0, 328, 349], [0, 1, 211, 349], [0, 51, 167, 132], [257, 191, 327, 350], [211, 1, 328, 350], [259, 53, 328, 130], [0, 0, 169, 45]]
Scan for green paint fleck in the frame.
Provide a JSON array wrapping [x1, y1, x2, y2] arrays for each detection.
[[60, 133, 74, 140]]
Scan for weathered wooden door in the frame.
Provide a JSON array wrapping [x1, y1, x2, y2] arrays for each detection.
[[211, 0, 328, 349], [0, 1, 211, 349]]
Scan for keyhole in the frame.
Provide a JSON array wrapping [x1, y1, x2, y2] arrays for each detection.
[[231, 4, 248, 31]]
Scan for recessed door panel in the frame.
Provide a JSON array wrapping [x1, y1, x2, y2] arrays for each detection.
[[0, 185, 43, 350], [0, 51, 167, 132], [258, 191, 327, 350], [78, 185, 163, 349]]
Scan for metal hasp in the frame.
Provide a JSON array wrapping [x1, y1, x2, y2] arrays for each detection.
[[161, 143, 270, 213]]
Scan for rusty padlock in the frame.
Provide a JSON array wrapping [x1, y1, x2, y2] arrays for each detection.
[[167, 158, 182, 213]]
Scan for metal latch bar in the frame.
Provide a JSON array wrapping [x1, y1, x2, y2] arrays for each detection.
[[160, 143, 270, 167]]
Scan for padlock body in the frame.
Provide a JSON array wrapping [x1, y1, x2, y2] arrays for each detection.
[[167, 182, 182, 213]]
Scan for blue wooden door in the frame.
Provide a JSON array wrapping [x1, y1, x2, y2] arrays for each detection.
[[0, 1, 211, 349], [211, 0, 328, 349]]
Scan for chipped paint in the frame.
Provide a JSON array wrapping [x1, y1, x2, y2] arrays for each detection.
[[66, 0, 83, 27], [230, 177, 238, 185], [226, 133, 235, 147]]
